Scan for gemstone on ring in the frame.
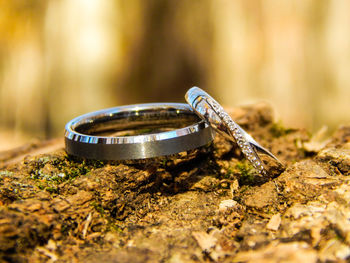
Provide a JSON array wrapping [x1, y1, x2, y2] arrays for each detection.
[[185, 87, 283, 175]]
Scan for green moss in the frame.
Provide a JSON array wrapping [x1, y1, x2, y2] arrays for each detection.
[[236, 162, 256, 185], [90, 201, 123, 233], [61, 224, 69, 234], [270, 122, 295, 138], [91, 201, 105, 216], [160, 159, 167, 167], [30, 155, 106, 184], [37, 183, 45, 190], [222, 167, 234, 179], [53, 158, 105, 180], [45, 186, 58, 194], [106, 221, 123, 233]]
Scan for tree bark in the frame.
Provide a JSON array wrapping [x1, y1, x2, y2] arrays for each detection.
[[0, 103, 349, 262]]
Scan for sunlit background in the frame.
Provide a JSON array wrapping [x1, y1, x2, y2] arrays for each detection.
[[1, 0, 349, 151]]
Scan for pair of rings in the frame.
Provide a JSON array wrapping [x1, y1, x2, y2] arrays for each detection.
[[65, 87, 282, 175]]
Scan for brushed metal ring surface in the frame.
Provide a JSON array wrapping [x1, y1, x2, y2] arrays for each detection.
[[65, 103, 215, 160], [186, 87, 282, 175]]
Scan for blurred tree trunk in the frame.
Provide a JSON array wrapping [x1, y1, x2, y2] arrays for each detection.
[[115, 0, 214, 104]]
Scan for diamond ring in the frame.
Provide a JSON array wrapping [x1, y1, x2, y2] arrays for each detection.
[[65, 103, 215, 160], [185, 87, 282, 175]]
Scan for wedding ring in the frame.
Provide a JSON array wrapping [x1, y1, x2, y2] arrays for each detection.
[[185, 87, 282, 175], [65, 103, 215, 160]]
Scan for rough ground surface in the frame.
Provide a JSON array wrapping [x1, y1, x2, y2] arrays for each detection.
[[0, 103, 350, 263]]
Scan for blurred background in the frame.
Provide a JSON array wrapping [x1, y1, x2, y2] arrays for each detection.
[[0, 0, 349, 151]]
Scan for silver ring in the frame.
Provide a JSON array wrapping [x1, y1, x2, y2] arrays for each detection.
[[65, 103, 215, 160], [185, 87, 282, 175]]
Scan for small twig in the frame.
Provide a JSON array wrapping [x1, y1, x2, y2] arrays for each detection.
[[36, 247, 58, 262], [82, 212, 92, 239]]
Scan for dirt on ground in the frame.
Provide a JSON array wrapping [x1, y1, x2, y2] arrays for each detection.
[[0, 103, 350, 263]]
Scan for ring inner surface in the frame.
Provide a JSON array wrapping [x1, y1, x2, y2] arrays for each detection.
[[74, 108, 202, 136]]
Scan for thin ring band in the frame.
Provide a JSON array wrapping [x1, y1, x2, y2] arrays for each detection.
[[185, 87, 282, 175], [65, 103, 215, 160]]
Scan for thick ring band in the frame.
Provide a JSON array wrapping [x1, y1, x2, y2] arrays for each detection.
[[65, 103, 215, 160], [185, 87, 282, 175]]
